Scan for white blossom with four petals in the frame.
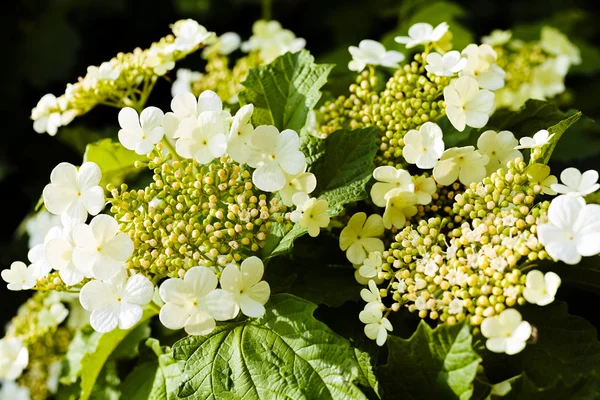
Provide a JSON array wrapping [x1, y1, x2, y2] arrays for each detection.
[[227, 104, 254, 164], [220, 257, 271, 318], [514, 129, 554, 149], [162, 90, 226, 140], [339, 213, 385, 265], [402, 122, 445, 169], [370, 166, 414, 207], [72, 215, 134, 281], [0, 337, 28, 380], [348, 40, 405, 72], [550, 167, 600, 197], [443, 76, 495, 132], [382, 189, 418, 229], [538, 195, 600, 265], [459, 44, 506, 90], [523, 270, 561, 306], [118, 107, 165, 155], [158, 267, 237, 335], [279, 170, 317, 207], [46, 223, 91, 286], [425, 51, 467, 76], [433, 146, 489, 186], [412, 175, 437, 205], [290, 192, 330, 237], [246, 126, 306, 192], [167, 19, 213, 53], [359, 302, 393, 346], [79, 270, 154, 333], [2, 262, 36, 291], [42, 162, 105, 224], [481, 309, 531, 355], [476, 130, 522, 175], [394, 22, 449, 48], [175, 111, 229, 164]]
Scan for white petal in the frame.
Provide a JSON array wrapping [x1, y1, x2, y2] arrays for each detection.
[[78, 162, 102, 191], [184, 266, 218, 297], [159, 302, 190, 330], [185, 310, 216, 335], [239, 296, 266, 318], [197, 90, 222, 113], [118, 107, 141, 130], [205, 289, 238, 320], [220, 264, 242, 293], [102, 233, 134, 262], [43, 184, 77, 215], [253, 163, 286, 192], [140, 107, 164, 130], [117, 302, 143, 330], [123, 275, 154, 305], [90, 214, 119, 244], [240, 256, 264, 287], [81, 186, 105, 215], [171, 92, 197, 116]]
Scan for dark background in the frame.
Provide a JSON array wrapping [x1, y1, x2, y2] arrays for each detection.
[[1, 0, 599, 332]]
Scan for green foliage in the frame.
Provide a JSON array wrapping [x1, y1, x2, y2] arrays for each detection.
[[312, 127, 379, 215], [172, 294, 370, 399], [379, 322, 481, 400], [83, 138, 146, 190], [239, 50, 334, 132], [538, 111, 581, 164]]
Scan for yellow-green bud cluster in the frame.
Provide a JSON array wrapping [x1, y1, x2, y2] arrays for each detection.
[[317, 53, 450, 168], [5, 292, 73, 400], [110, 154, 288, 282], [191, 53, 260, 104], [416, 181, 465, 226], [375, 158, 553, 326]]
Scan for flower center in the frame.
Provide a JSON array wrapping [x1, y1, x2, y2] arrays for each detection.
[[202, 140, 208, 145]]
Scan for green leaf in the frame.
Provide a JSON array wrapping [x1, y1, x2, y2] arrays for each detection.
[[510, 302, 600, 398], [120, 361, 158, 400], [83, 138, 146, 190], [262, 223, 307, 259], [537, 111, 581, 165], [79, 308, 157, 400], [61, 327, 103, 385], [379, 322, 481, 400], [354, 348, 380, 398], [311, 127, 379, 215], [239, 50, 334, 132], [172, 294, 369, 400], [56, 125, 118, 154], [112, 319, 152, 360]]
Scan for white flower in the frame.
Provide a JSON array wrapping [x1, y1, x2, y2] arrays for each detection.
[[279, 170, 317, 207], [526, 164, 558, 195], [394, 22, 449, 48], [227, 104, 254, 164], [448, 298, 464, 314], [459, 44, 506, 90], [27, 226, 62, 279], [145, 46, 175, 75], [540, 26, 581, 66], [482, 30, 512, 46], [118, 107, 165, 155], [433, 146, 489, 186], [538, 195, 600, 264], [38, 302, 69, 328], [0, 337, 28, 380], [290, 193, 330, 237], [358, 252, 384, 281], [515, 129, 555, 149], [87, 61, 120, 82], [413, 175, 437, 205], [370, 166, 414, 207], [175, 111, 229, 164], [171, 69, 202, 97], [529, 56, 570, 99], [168, 19, 213, 53], [163, 90, 226, 140], [0, 380, 30, 400], [348, 40, 405, 72], [202, 32, 241, 58], [359, 302, 393, 346], [246, 126, 306, 192], [220, 257, 270, 318], [382, 189, 418, 229], [159, 266, 237, 335], [523, 270, 561, 306], [481, 309, 531, 355], [25, 210, 61, 248], [425, 51, 467, 76], [80, 271, 153, 333], [550, 167, 600, 197], [2, 262, 36, 291], [444, 76, 495, 132], [340, 213, 385, 265], [46, 224, 91, 286], [402, 122, 445, 169], [477, 130, 522, 174], [31, 94, 74, 136], [42, 162, 105, 224], [241, 20, 306, 64], [72, 215, 134, 281]]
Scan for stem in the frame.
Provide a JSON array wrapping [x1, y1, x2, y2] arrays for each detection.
[[161, 138, 182, 161], [262, 0, 272, 20]]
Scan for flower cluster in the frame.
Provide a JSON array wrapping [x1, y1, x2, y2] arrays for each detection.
[[317, 22, 505, 169], [484, 26, 580, 110], [31, 19, 214, 135], [171, 19, 305, 103]]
